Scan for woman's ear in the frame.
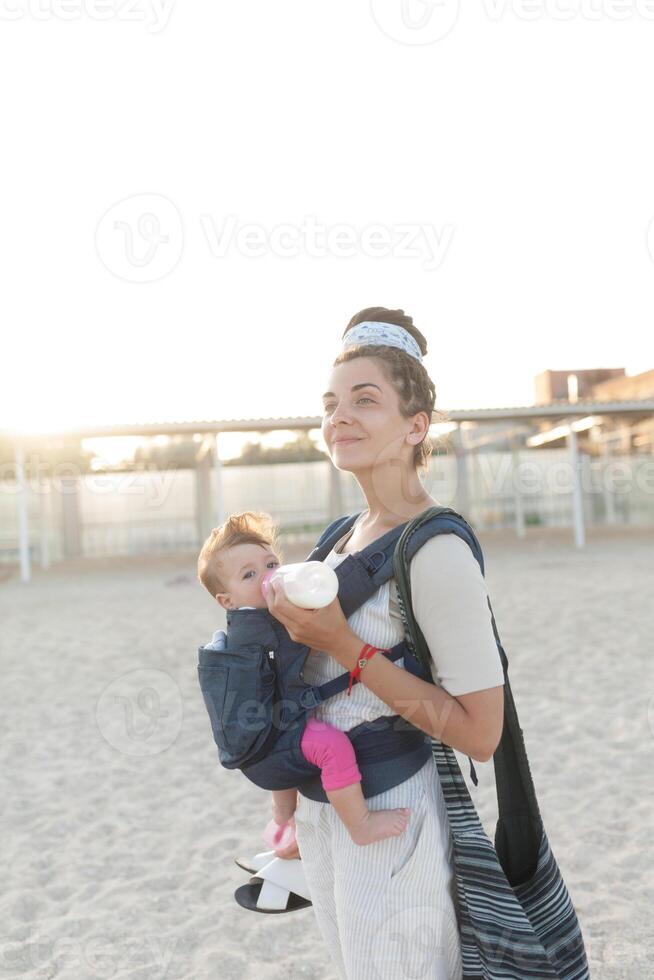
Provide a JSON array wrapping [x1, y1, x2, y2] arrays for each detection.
[[410, 410, 431, 441]]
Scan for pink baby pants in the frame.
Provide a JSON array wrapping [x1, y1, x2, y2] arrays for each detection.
[[299, 716, 362, 791]]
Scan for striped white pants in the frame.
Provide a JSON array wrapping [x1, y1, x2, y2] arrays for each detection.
[[294, 756, 464, 980]]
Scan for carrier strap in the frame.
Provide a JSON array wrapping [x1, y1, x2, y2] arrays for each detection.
[[298, 640, 409, 709]]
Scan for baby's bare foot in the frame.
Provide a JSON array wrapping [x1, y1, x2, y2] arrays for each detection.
[[349, 807, 411, 846]]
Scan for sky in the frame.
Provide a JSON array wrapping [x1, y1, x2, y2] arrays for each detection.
[[2, 3, 652, 444]]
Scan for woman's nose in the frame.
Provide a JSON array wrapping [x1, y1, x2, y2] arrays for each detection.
[[328, 402, 354, 426]]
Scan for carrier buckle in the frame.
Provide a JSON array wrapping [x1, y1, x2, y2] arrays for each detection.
[[300, 687, 323, 709], [364, 550, 386, 573]]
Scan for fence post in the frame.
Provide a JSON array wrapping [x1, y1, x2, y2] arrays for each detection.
[[602, 440, 617, 524], [196, 449, 212, 544], [14, 441, 31, 583], [39, 480, 51, 569], [213, 433, 224, 527], [511, 437, 526, 539], [453, 424, 471, 521], [567, 428, 585, 548], [61, 475, 82, 558]]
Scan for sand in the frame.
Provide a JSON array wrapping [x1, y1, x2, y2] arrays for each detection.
[[1, 525, 652, 979]]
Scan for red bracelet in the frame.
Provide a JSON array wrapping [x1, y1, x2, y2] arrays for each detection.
[[347, 643, 388, 696]]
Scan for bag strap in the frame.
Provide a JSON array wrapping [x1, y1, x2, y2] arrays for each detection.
[[392, 506, 543, 833]]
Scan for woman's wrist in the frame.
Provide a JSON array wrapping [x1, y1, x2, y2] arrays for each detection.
[[324, 627, 365, 671]]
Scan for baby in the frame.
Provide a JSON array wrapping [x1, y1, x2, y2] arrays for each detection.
[[197, 511, 411, 847]]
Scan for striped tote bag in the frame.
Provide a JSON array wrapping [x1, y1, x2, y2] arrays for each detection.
[[393, 506, 591, 980]]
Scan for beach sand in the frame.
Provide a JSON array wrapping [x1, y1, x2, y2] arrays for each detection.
[[1, 525, 652, 979]]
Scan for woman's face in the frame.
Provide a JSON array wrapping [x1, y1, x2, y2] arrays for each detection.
[[321, 357, 418, 472]]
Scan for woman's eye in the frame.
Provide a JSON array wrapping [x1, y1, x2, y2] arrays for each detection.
[[322, 397, 374, 413]]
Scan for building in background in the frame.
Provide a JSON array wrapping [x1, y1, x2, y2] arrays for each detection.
[[534, 368, 626, 403], [531, 366, 654, 453]]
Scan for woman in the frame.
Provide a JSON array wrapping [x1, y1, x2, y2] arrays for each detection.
[[264, 307, 505, 979]]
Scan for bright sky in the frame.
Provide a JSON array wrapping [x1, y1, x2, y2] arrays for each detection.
[[2, 4, 652, 441]]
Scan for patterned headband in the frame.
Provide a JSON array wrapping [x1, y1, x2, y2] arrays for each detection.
[[342, 320, 423, 362]]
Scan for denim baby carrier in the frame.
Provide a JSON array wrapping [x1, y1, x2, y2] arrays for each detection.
[[197, 506, 483, 802]]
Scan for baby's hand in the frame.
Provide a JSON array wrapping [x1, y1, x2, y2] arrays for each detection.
[[206, 630, 227, 651]]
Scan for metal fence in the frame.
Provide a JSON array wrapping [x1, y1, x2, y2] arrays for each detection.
[[1, 450, 653, 565]]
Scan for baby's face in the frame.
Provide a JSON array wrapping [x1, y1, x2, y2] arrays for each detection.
[[215, 542, 280, 610]]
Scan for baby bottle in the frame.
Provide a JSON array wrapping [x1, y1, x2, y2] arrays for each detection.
[[261, 561, 339, 609]]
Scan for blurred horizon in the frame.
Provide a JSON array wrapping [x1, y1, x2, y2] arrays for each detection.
[[4, 360, 652, 467], [4, 358, 651, 438]]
